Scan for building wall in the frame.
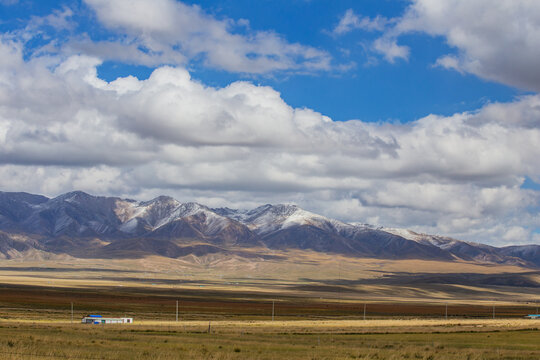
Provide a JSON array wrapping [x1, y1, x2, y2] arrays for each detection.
[[81, 317, 133, 324]]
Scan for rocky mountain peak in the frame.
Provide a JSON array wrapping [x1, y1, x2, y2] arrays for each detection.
[[51, 191, 94, 203], [0, 190, 538, 267]]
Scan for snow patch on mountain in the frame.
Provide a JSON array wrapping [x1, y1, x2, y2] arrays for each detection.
[[0, 190, 538, 267], [215, 204, 354, 235], [384, 228, 463, 249], [115, 198, 235, 235], [383, 227, 501, 253]]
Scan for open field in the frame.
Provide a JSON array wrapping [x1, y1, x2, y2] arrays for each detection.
[[0, 254, 539, 304], [1, 282, 539, 322], [0, 255, 539, 358], [0, 320, 539, 359], [0, 255, 539, 321]]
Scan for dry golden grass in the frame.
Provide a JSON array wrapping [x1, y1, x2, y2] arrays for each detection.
[[134, 318, 540, 329], [1, 253, 539, 305], [4, 318, 538, 333], [1, 252, 539, 359], [0, 319, 539, 359]]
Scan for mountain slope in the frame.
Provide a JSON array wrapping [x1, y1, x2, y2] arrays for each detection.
[[0, 191, 49, 231], [500, 245, 540, 267], [21, 191, 126, 237], [220, 204, 478, 261], [384, 228, 530, 266], [0, 190, 537, 266]]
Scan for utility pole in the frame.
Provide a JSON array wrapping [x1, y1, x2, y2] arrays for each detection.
[[272, 300, 275, 321], [176, 300, 179, 322], [363, 303, 366, 320], [71, 302, 73, 324], [445, 303, 448, 320], [338, 260, 343, 301], [493, 303, 495, 319]]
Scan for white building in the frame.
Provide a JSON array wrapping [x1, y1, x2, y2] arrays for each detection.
[[82, 315, 133, 324]]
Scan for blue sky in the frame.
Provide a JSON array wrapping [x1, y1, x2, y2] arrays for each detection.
[[0, 0, 539, 245], [186, 0, 526, 122], [0, 0, 527, 122]]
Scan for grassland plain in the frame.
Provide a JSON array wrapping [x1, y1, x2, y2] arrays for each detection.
[[0, 283, 539, 359], [0, 255, 539, 359], [0, 254, 539, 304], [0, 320, 539, 359]]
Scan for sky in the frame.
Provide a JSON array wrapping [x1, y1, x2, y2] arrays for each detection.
[[0, 0, 540, 246]]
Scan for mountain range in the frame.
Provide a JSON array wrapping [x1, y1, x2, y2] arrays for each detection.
[[0, 190, 538, 268]]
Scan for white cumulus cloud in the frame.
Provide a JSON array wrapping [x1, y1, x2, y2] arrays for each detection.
[[0, 33, 540, 245], [81, 0, 332, 74], [389, 0, 540, 91], [333, 9, 389, 35]]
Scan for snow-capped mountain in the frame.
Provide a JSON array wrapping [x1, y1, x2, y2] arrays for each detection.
[[0, 190, 537, 267], [10, 191, 124, 237], [214, 204, 353, 235], [383, 228, 530, 266], [214, 204, 450, 259], [9, 191, 258, 248], [118, 197, 244, 239]]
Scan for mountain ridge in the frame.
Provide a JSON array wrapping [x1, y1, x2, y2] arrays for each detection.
[[0, 190, 538, 267]]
